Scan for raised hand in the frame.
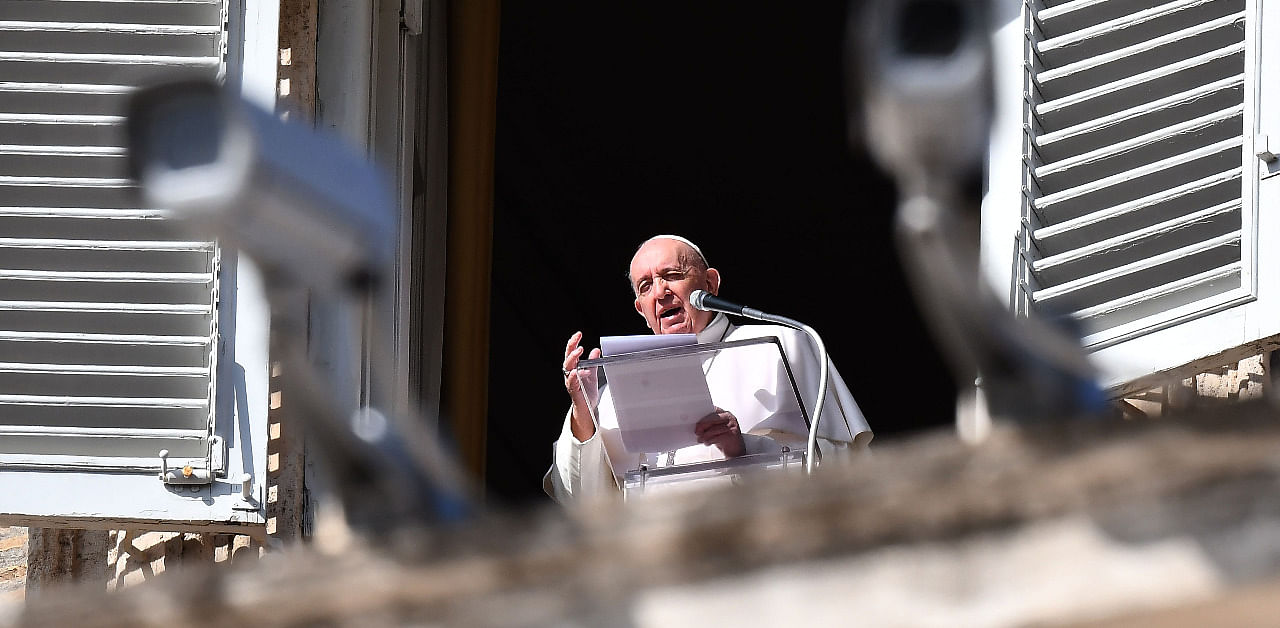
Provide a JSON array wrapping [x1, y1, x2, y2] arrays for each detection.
[[563, 331, 602, 441]]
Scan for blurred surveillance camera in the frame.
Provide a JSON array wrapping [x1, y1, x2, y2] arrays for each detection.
[[846, 0, 1102, 425], [850, 0, 993, 192], [125, 80, 396, 295]]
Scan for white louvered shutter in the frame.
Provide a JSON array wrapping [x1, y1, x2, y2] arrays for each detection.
[[1015, 0, 1280, 393], [0, 0, 270, 529]]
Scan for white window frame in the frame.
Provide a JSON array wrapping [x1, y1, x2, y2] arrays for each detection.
[[982, 0, 1280, 396], [0, 0, 276, 533]]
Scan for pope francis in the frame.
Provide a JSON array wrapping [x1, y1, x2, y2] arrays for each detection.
[[544, 235, 872, 502]]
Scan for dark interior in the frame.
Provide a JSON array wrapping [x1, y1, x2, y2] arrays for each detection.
[[487, 2, 956, 504]]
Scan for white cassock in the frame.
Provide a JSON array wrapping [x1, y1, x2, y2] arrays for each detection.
[[543, 313, 873, 502]]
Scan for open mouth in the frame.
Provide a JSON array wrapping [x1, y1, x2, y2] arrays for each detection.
[[660, 307, 682, 321]]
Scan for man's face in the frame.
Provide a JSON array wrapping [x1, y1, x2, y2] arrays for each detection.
[[630, 239, 720, 335]]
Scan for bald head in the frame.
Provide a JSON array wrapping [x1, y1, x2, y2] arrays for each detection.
[[627, 235, 708, 289]]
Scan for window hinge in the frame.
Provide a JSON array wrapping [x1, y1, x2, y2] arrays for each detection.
[[1257, 134, 1277, 163]]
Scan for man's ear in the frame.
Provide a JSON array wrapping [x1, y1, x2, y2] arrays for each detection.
[[706, 267, 721, 295], [634, 297, 644, 318]]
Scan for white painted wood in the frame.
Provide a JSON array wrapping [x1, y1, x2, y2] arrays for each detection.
[[0, 362, 207, 376], [1036, 0, 1109, 22], [0, 20, 220, 35], [0, 426, 205, 439], [1034, 137, 1242, 210], [982, 0, 1280, 392], [1034, 105, 1243, 179], [1037, 0, 1219, 53], [0, 145, 125, 155], [0, 331, 209, 345], [0, 0, 271, 528], [1033, 168, 1240, 240], [0, 395, 206, 408], [1074, 263, 1240, 322], [0, 469, 265, 532], [1038, 12, 1244, 84], [0, 300, 209, 314], [1034, 200, 1239, 270], [0, 175, 131, 186], [0, 113, 120, 124], [1036, 44, 1245, 116], [1032, 232, 1241, 302], [0, 81, 133, 94], [0, 238, 212, 250], [0, 206, 169, 218], [1037, 77, 1244, 147], [0, 456, 167, 472], [0, 269, 213, 282]]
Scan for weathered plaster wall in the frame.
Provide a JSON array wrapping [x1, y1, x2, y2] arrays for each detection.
[[0, 528, 25, 605]]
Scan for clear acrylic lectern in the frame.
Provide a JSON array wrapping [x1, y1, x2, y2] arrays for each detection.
[[573, 336, 812, 500]]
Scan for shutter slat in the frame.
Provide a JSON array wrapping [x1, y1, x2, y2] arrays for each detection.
[[0, 51, 219, 66], [0, 207, 170, 219], [0, 21, 220, 35], [0, 455, 168, 473], [1036, 43, 1244, 117], [0, 426, 206, 439], [0, 362, 207, 376], [0, 178, 133, 189], [0, 176, 131, 187], [1036, 77, 1243, 148], [0, 394, 205, 408], [1034, 168, 1240, 240], [1032, 199, 1238, 273], [1038, 0, 1219, 53], [1034, 137, 1241, 211], [0, 331, 209, 346], [1039, 12, 1244, 85], [0, 269, 211, 282], [1031, 231, 1240, 304], [1034, 104, 1242, 179], [1072, 263, 1241, 322], [0, 300, 209, 314], [0, 145, 125, 156], [0, 238, 213, 251], [0, 113, 120, 124], [1037, 0, 1109, 22], [0, 81, 133, 94]]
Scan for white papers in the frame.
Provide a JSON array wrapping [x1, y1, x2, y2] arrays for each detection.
[[600, 333, 696, 357], [600, 333, 714, 453]]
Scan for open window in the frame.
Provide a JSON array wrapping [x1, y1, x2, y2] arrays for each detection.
[[0, 0, 273, 531]]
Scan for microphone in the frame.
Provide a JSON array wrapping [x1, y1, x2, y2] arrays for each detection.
[[688, 289, 830, 474], [689, 290, 766, 319]]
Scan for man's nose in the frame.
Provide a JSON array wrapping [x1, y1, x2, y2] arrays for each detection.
[[654, 276, 671, 296]]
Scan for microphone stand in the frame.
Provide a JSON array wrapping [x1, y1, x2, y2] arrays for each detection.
[[691, 291, 830, 474]]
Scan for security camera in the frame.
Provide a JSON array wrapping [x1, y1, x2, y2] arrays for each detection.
[[850, 0, 993, 190], [125, 79, 396, 294]]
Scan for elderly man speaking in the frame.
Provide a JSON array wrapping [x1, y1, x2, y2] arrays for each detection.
[[544, 235, 872, 502]]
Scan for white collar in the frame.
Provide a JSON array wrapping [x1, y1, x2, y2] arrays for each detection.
[[696, 313, 730, 344]]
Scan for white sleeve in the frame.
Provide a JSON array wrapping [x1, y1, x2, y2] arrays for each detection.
[[741, 432, 785, 456], [776, 327, 873, 447], [542, 408, 618, 503]]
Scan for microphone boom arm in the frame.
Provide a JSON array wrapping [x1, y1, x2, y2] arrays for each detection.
[[690, 290, 830, 473]]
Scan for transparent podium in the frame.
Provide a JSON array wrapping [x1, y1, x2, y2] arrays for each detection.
[[574, 336, 813, 500]]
